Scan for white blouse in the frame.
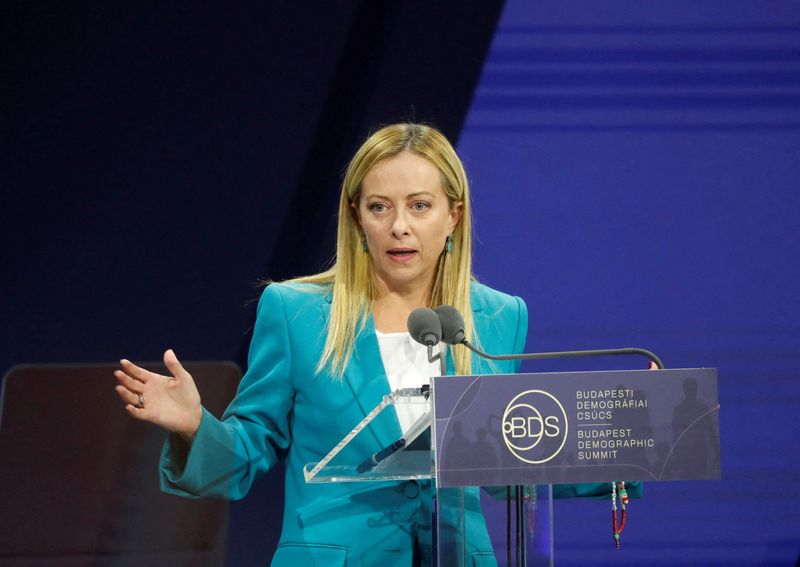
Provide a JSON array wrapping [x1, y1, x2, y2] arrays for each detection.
[[375, 330, 439, 433]]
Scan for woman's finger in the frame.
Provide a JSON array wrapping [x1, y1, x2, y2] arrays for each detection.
[[124, 404, 151, 421], [114, 369, 144, 393], [115, 384, 144, 407], [163, 349, 190, 380], [119, 359, 161, 383]]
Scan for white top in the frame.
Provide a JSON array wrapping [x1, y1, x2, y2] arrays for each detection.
[[375, 330, 439, 433]]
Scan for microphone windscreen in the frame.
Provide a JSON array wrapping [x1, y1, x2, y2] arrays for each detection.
[[434, 305, 465, 345], [407, 308, 442, 346]]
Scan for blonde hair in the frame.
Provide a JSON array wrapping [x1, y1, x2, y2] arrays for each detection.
[[292, 123, 475, 377]]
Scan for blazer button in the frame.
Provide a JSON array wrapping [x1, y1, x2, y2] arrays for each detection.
[[403, 480, 420, 499]]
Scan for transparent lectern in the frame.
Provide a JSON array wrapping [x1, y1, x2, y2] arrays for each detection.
[[303, 386, 552, 567]]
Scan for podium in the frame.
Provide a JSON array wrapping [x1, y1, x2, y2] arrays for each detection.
[[303, 386, 552, 566], [303, 368, 720, 566]]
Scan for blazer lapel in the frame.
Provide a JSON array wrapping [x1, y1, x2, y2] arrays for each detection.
[[468, 284, 487, 374], [317, 285, 490, 445], [320, 294, 402, 449]]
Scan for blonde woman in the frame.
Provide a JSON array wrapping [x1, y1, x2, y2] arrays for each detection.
[[114, 123, 527, 566]]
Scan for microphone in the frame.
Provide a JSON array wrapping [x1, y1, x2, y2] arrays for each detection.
[[407, 307, 442, 346], [432, 304, 665, 369], [407, 308, 447, 373], [434, 305, 465, 345]]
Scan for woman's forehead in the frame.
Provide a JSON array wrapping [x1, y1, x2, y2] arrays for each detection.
[[361, 152, 444, 198]]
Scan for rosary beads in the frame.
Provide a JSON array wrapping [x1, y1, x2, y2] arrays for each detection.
[[611, 481, 629, 549]]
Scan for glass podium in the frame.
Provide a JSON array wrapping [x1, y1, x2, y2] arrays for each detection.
[[304, 387, 553, 566]]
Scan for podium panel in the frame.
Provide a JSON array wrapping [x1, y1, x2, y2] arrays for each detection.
[[433, 368, 720, 487]]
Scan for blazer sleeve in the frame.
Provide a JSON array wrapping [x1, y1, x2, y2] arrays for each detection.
[[159, 284, 294, 500], [511, 295, 528, 373]]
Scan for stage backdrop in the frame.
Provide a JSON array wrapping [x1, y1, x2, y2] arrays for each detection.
[[459, 1, 800, 565], [1, 2, 503, 565]]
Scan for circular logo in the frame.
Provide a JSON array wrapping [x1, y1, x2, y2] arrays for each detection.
[[502, 390, 568, 464]]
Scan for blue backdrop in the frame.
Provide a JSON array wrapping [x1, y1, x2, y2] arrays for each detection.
[[459, 2, 800, 564]]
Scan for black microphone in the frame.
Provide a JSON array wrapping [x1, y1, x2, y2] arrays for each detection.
[[407, 308, 447, 372], [407, 307, 442, 347], [432, 304, 665, 369], [434, 305, 465, 345]]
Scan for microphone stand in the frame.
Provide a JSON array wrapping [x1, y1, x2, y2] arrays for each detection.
[[424, 343, 447, 566], [461, 342, 665, 369], [426, 344, 448, 376]]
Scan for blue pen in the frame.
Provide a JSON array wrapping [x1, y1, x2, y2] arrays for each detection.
[[357, 438, 407, 474]]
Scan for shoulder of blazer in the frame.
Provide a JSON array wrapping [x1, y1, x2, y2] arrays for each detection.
[[470, 280, 525, 317], [260, 279, 524, 326], [257, 282, 332, 344], [261, 281, 332, 309], [469, 281, 528, 371]]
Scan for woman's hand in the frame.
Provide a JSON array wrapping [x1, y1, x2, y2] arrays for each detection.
[[114, 349, 203, 443]]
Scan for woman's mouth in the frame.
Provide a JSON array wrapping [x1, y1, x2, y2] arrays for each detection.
[[387, 248, 417, 263]]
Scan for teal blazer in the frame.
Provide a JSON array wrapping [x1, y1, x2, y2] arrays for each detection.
[[160, 281, 527, 566]]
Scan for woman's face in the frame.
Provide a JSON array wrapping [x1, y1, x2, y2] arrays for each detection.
[[356, 151, 462, 296]]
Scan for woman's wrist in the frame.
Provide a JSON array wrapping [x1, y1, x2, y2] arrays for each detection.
[[177, 406, 203, 444]]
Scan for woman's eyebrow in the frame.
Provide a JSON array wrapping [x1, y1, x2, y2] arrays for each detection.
[[406, 191, 437, 199], [363, 191, 437, 200]]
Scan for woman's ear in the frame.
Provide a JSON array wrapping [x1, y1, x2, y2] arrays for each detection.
[[350, 200, 362, 227], [448, 201, 464, 232]]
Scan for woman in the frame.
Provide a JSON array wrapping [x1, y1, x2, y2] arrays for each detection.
[[114, 123, 527, 566]]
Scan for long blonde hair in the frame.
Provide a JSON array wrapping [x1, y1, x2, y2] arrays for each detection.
[[292, 123, 475, 377]]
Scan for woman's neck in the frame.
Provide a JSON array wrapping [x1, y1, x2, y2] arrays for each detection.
[[372, 287, 431, 333]]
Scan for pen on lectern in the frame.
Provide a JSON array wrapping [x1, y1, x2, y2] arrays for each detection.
[[357, 438, 407, 473]]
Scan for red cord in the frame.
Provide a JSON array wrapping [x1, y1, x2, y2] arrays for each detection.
[[612, 482, 628, 549]]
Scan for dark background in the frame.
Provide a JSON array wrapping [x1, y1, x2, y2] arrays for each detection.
[[3, 1, 799, 565], [2, 2, 504, 565]]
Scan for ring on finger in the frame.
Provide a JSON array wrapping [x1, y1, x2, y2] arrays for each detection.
[[137, 393, 145, 408]]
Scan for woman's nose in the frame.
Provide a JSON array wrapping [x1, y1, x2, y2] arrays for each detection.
[[391, 211, 410, 237]]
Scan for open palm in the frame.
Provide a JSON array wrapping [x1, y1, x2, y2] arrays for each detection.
[[114, 349, 203, 441]]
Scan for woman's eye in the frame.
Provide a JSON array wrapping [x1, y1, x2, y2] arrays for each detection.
[[369, 203, 387, 213], [411, 201, 430, 211]]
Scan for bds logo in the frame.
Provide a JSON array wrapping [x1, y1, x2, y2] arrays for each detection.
[[502, 390, 568, 464]]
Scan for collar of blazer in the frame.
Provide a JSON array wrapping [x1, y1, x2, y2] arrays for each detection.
[[318, 282, 489, 450]]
